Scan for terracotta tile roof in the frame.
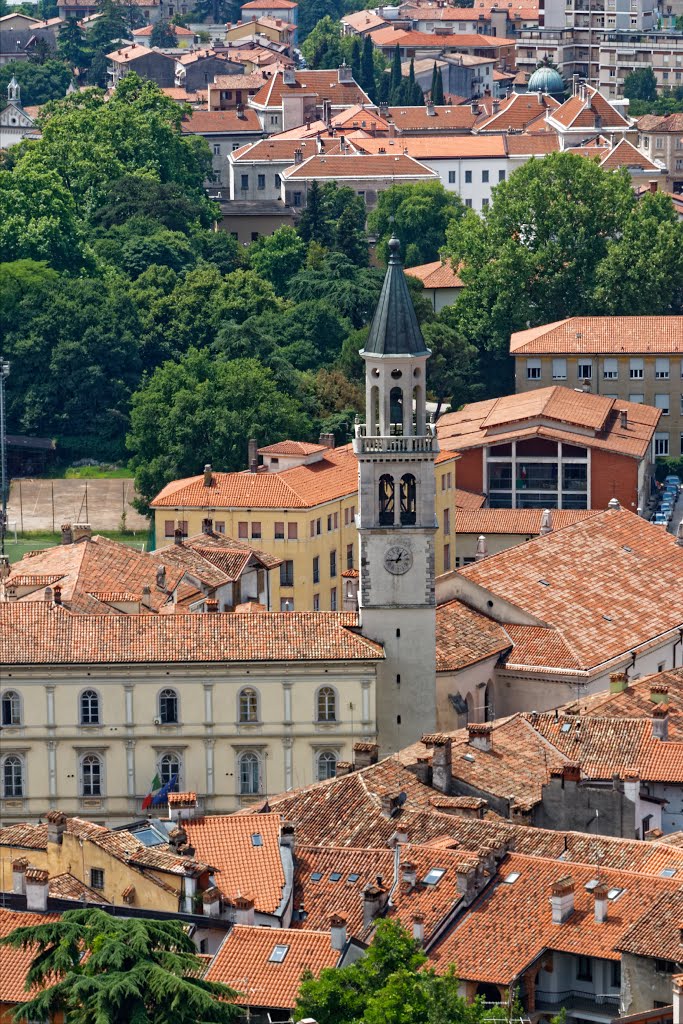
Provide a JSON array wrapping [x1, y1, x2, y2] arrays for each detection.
[[618, 890, 683, 959], [510, 316, 683, 355], [211, 72, 266, 89], [330, 105, 391, 132], [405, 258, 464, 289], [565, 667, 683, 730], [242, 0, 297, 8], [599, 138, 660, 172], [505, 133, 559, 155], [183, 814, 286, 914], [552, 86, 630, 130], [341, 9, 387, 31], [293, 845, 394, 934], [375, 28, 506, 47], [455, 508, 600, 535], [151, 444, 357, 508], [282, 153, 437, 179], [177, 47, 236, 65], [0, 604, 383, 665], [637, 112, 683, 133], [250, 70, 371, 110], [232, 137, 343, 161], [503, 623, 582, 670], [181, 109, 262, 133], [387, 104, 477, 131], [454, 488, 486, 510], [456, 508, 683, 673], [205, 925, 339, 1007], [354, 135, 507, 158], [135, 21, 194, 35], [476, 91, 559, 131], [48, 872, 109, 903], [7, 573, 65, 587], [0, 907, 60, 1003], [107, 43, 173, 62], [436, 386, 661, 459], [429, 852, 681, 984], [435, 598, 510, 671], [160, 87, 207, 103], [257, 440, 327, 455]]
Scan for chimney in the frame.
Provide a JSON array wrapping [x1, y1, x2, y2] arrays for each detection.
[[582, 378, 591, 393], [607, 497, 620, 510], [5, 585, 17, 602], [335, 760, 353, 777], [156, 564, 167, 591], [421, 733, 452, 794], [609, 671, 627, 694], [674, 974, 683, 1024], [25, 867, 49, 913], [414, 755, 431, 786], [620, 409, 628, 429], [205, 598, 218, 613], [678, 520, 683, 547], [412, 912, 425, 945], [53, 584, 62, 606], [294, 147, 303, 164], [593, 882, 609, 923], [540, 508, 553, 535], [492, 98, 500, 113], [202, 517, 213, 535], [46, 810, 66, 845], [338, 61, 353, 83], [362, 883, 385, 928], [72, 523, 91, 543], [649, 179, 658, 194], [653, 704, 669, 741], [550, 877, 575, 924], [330, 914, 347, 950], [0, 555, 9, 579], [141, 585, 151, 610], [248, 437, 258, 471], [455, 862, 477, 898], [280, 821, 296, 853], [353, 741, 379, 769], [234, 894, 255, 925], [467, 723, 492, 753], [401, 861, 417, 887], [61, 523, 73, 545], [203, 463, 213, 487], [12, 858, 28, 895], [202, 886, 222, 917], [174, 526, 184, 546], [651, 683, 669, 705], [470, 100, 479, 114], [475, 535, 487, 561], [426, 99, 435, 116]]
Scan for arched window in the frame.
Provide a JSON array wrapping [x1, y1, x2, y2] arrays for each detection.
[[80, 754, 103, 797], [80, 690, 100, 726], [159, 752, 181, 789], [390, 386, 403, 434], [378, 474, 394, 526], [2, 755, 24, 797], [238, 751, 261, 795], [400, 474, 417, 525], [1, 690, 21, 727], [316, 686, 336, 723], [238, 687, 259, 724], [159, 688, 179, 724], [316, 750, 338, 781]]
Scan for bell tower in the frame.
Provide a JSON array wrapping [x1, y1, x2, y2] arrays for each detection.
[[354, 236, 438, 754]]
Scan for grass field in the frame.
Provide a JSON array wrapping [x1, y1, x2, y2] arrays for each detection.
[[3, 530, 150, 561]]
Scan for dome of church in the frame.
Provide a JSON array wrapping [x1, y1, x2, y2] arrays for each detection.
[[527, 65, 565, 96]]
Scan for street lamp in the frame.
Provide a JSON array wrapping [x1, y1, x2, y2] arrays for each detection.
[[0, 358, 10, 557]]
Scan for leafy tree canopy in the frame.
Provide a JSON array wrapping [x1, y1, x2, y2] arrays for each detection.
[[248, 225, 307, 293], [0, 908, 240, 1024], [150, 19, 178, 47], [0, 58, 71, 105], [369, 181, 466, 267], [623, 65, 658, 102], [0, 163, 87, 271]]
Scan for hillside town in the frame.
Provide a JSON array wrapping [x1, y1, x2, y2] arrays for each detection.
[[2, 0, 683, 1016]]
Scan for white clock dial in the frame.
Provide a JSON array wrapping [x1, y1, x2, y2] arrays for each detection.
[[384, 545, 413, 575]]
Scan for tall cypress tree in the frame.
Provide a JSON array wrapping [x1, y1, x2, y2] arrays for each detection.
[[430, 61, 438, 101], [361, 34, 375, 96], [433, 65, 445, 104], [350, 36, 361, 84], [390, 43, 402, 96]]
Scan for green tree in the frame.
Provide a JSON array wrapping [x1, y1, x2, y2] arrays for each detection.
[[128, 349, 309, 507], [93, 174, 214, 231], [361, 34, 375, 96], [335, 203, 368, 266], [422, 316, 481, 416], [150, 19, 177, 47], [301, 15, 343, 68], [370, 181, 465, 267], [390, 43, 402, 97], [0, 164, 86, 271], [0, 259, 60, 322], [0, 908, 240, 1024], [350, 36, 361, 84], [297, 179, 326, 244], [57, 17, 89, 73], [249, 225, 307, 293], [431, 63, 444, 104], [288, 252, 383, 327], [298, 180, 368, 262], [624, 66, 658, 102], [0, 59, 71, 105]]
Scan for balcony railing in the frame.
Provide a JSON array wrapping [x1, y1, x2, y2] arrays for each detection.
[[354, 424, 437, 455], [535, 990, 620, 1016]]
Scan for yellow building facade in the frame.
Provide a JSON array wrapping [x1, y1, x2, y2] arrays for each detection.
[[151, 442, 458, 612]]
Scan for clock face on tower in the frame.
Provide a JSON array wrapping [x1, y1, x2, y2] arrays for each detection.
[[383, 545, 413, 575]]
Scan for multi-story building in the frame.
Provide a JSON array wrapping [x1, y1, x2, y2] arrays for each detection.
[[280, 151, 440, 210], [180, 108, 263, 186], [248, 67, 372, 134], [241, 0, 298, 43], [637, 112, 683, 194], [510, 316, 683, 459], [151, 439, 458, 611]]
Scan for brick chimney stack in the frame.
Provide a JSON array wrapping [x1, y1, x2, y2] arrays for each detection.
[[421, 733, 452, 794], [593, 882, 608, 923], [652, 704, 669, 741], [467, 723, 492, 753], [609, 671, 627, 694], [203, 463, 213, 487], [550, 877, 575, 924]]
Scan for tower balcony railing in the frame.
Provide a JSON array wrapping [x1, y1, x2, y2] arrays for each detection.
[[353, 426, 436, 455]]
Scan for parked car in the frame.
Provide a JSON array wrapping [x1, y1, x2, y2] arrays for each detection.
[[665, 475, 681, 489], [653, 512, 669, 526]]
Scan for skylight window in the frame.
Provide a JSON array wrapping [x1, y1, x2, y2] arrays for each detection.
[[602, 615, 612, 622], [623, 545, 633, 553], [330, 872, 342, 882], [347, 873, 360, 882], [503, 872, 520, 884], [462, 753, 475, 763], [310, 872, 323, 881], [561, 723, 571, 733], [607, 887, 624, 900], [251, 833, 263, 847], [661, 868, 677, 878], [422, 868, 446, 886], [269, 945, 289, 963], [538, 579, 550, 587]]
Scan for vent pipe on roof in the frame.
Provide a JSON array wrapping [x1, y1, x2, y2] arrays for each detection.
[[426, 99, 435, 116], [475, 534, 487, 560], [593, 882, 608, 924], [607, 497, 620, 510], [539, 508, 553, 536], [620, 409, 628, 429]]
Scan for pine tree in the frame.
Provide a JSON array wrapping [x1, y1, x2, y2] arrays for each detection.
[[297, 180, 327, 245], [430, 60, 438, 100], [335, 204, 367, 266], [377, 68, 390, 103], [432, 65, 445, 104], [150, 19, 177, 47], [350, 36, 361, 84], [57, 16, 89, 73], [390, 43, 402, 96], [361, 34, 375, 96]]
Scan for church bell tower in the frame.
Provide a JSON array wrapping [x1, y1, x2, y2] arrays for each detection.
[[354, 236, 438, 754]]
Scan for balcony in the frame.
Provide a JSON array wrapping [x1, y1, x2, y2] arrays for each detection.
[[535, 990, 620, 1017], [354, 426, 436, 455]]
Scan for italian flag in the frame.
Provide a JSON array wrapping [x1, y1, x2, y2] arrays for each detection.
[[141, 773, 161, 811]]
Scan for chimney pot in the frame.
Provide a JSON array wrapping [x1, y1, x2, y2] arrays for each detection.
[[61, 523, 73, 545], [540, 508, 553, 535], [233, 894, 255, 925], [652, 704, 669, 741], [620, 409, 628, 429], [607, 497, 620, 510], [467, 723, 492, 753], [202, 517, 213, 535], [649, 179, 658, 194], [651, 683, 669, 704], [353, 741, 379, 769], [550, 876, 575, 924], [174, 525, 184, 546], [412, 912, 425, 944], [335, 760, 354, 777], [593, 882, 609, 923], [426, 99, 435, 115], [401, 861, 417, 887], [609, 672, 627, 694], [475, 534, 487, 561], [53, 584, 62, 606], [330, 914, 347, 950], [421, 733, 452, 793], [203, 463, 213, 487], [25, 867, 49, 912], [206, 598, 219, 613]]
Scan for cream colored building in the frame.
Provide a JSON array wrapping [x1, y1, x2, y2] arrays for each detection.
[[151, 439, 459, 613], [0, 603, 381, 826], [511, 316, 683, 459]]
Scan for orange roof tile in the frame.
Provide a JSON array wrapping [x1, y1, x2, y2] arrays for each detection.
[[293, 845, 394, 934], [183, 814, 286, 914], [454, 488, 486, 510], [454, 508, 600, 535], [282, 153, 437, 179], [476, 90, 559, 131], [405, 258, 464, 289], [505, 133, 560, 155], [232, 137, 342, 162], [250, 70, 371, 110], [135, 21, 194, 34], [242, 0, 297, 8], [375, 28, 507, 47], [618, 890, 683, 959], [354, 135, 506, 158], [387, 104, 477, 131], [637, 112, 683, 133], [0, 907, 60, 1003], [257, 440, 327, 455], [599, 137, 660, 172], [181, 109, 262, 133], [510, 316, 683, 355], [48, 872, 109, 903], [435, 598, 510, 671], [107, 43, 173, 62], [0, 605, 384, 665], [205, 925, 339, 1008], [552, 85, 630, 130], [341, 9, 387, 31], [565, 666, 683, 729]]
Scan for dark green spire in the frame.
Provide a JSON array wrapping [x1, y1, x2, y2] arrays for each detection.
[[364, 237, 429, 357]]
